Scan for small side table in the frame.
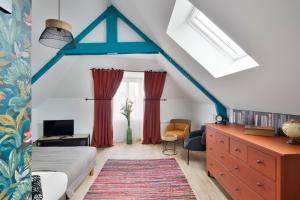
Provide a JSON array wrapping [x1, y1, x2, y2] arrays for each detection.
[[161, 134, 178, 156]]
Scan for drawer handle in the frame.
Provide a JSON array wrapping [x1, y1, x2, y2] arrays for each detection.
[[234, 188, 240, 192], [234, 166, 239, 170], [220, 155, 224, 159], [256, 182, 263, 187], [220, 173, 224, 176], [220, 140, 225, 143], [256, 160, 263, 164], [234, 148, 240, 152]]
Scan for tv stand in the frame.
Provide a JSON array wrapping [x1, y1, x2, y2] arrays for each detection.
[[36, 134, 90, 147]]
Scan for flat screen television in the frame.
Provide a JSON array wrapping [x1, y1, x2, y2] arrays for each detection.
[[43, 120, 74, 137]]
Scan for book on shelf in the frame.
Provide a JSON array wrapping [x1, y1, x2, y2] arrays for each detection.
[[244, 125, 276, 136]]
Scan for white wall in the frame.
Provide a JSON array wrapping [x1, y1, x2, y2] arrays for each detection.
[[192, 103, 216, 130], [32, 74, 206, 141], [32, 99, 216, 142]]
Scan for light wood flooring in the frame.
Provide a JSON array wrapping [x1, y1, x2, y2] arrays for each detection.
[[71, 142, 230, 200]]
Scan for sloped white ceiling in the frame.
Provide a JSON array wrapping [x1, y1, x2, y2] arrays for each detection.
[[32, 0, 300, 115]]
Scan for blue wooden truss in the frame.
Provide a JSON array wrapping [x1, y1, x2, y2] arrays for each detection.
[[32, 5, 227, 117]]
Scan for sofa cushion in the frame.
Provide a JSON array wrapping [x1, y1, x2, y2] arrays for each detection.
[[165, 130, 185, 138], [174, 123, 189, 131]]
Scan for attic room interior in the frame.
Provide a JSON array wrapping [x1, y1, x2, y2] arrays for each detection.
[[1, 0, 300, 199]]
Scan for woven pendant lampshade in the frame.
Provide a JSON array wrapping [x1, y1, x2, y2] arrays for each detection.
[[39, 0, 76, 49]]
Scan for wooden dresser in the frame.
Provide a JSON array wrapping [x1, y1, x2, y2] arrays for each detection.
[[206, 124, 300, 200]]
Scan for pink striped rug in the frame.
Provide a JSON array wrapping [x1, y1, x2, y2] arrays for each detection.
[[84, 158, 197, 199]]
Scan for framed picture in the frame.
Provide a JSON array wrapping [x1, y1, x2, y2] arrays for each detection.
[[0, 0, 12, 14]]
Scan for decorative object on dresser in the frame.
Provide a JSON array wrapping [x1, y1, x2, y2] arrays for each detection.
[[244, 126, 276, 137], [282, 120, 300, 144], [206, 124, 300, 200], [215, 114, 227, 125], [36, 134, 90, 147]]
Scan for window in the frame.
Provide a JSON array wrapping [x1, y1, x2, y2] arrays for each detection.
[[189, 9, 246, 60], [167, 0, 259, 78], [113, 72, 144, 142]]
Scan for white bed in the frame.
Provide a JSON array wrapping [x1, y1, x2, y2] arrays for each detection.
[[32, 171, 68, 200], [32, 146, 97, 198]]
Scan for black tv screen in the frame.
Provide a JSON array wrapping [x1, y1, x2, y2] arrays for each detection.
[[43, 120, 74, 137]]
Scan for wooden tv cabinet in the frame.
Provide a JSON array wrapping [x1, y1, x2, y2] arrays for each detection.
[[36, 134, 90, 147], [206, 124, 300, 200]]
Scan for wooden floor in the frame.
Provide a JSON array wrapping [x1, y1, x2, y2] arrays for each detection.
[[71, 142, 230, 200]]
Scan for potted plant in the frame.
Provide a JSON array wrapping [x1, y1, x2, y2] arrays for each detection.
[[121, 98, 134, 144]]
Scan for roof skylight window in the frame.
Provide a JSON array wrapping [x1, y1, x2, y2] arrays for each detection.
[[189, 9, 246, 60], [167, 0, 259, 78]]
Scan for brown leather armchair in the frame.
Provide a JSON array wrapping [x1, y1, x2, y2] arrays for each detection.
[[164, 119, 191, 140]]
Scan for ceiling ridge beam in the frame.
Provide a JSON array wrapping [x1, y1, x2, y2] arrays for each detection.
[[61, 42, 159, 55]]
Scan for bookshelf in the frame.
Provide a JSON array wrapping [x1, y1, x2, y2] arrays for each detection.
[[232, 109, 300, 133]]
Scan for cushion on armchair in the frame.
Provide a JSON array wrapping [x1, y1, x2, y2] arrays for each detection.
[[165, 123, 190, 139]]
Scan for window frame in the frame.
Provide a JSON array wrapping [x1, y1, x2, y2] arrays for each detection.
[[188, 8, 247, 60]]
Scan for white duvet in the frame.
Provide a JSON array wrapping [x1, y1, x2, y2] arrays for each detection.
[[32, 172, 68, 200]]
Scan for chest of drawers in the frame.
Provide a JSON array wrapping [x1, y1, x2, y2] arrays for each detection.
[[206, 124, 300, 200]]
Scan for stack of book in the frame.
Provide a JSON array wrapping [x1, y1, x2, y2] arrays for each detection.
[[244, 126, 276, 136]]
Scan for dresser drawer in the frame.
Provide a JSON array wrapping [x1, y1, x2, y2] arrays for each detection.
[[207, 156, 217, 175], [214, 160, 231, 191], [248, 147, 276, 181], [206, 141, 216, 156], [229, 155, 276, 200], [215, 150, 230, 169], [206, 129, 216, 143], [228, 171, 264, 200], [215, 132, 229, 152], [230, 138, 247, 162]]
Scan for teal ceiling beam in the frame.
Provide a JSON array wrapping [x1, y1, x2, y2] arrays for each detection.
[[111, 7, 227, 117], [32, 53, 64, 84], [61, 42, 159, 55], [106, 8, 118, 43], [32, 5, 227, 117]]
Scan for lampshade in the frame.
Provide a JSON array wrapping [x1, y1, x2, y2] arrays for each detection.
[[0, 0, 12, 14], [39, 19, 76, 49]]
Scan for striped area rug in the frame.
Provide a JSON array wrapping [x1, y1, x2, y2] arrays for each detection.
[[84, 158, 197, 199]]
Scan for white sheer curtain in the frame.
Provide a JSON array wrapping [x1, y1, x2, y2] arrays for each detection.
[[113, 72, 144, 142]]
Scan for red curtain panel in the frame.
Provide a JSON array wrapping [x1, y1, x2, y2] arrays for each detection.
[[142, 71, 167, 144], [92, 69, 124, 148]]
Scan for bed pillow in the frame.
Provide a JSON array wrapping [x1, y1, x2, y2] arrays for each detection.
[[32, 175, 43, 200]]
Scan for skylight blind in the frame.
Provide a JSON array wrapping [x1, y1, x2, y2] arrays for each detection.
[[189, 9, 246, 60]]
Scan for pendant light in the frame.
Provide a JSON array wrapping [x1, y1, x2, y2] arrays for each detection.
[[39, 0, 76, 49], [0, 0, 12, 14]]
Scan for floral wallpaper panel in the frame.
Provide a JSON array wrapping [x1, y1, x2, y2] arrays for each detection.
[[0, 0, 32, 199]]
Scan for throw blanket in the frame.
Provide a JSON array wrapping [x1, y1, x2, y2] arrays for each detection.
[[32, 147, 96, 198], [32, 175, 43, 200]]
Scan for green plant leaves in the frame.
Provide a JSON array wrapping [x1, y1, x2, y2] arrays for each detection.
[[0, 115, 16, 127], [0, 159, 10, 179], [9, 149, 18, 178], [0, 59, 10, 67]]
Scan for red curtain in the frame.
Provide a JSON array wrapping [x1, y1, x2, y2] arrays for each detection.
[[142, 71, 167, 144], [92, 69, 124, 148]]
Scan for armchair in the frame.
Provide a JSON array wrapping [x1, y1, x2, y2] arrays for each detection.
[[183, 126, 206, 164], [164, 119, 191, 140]]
